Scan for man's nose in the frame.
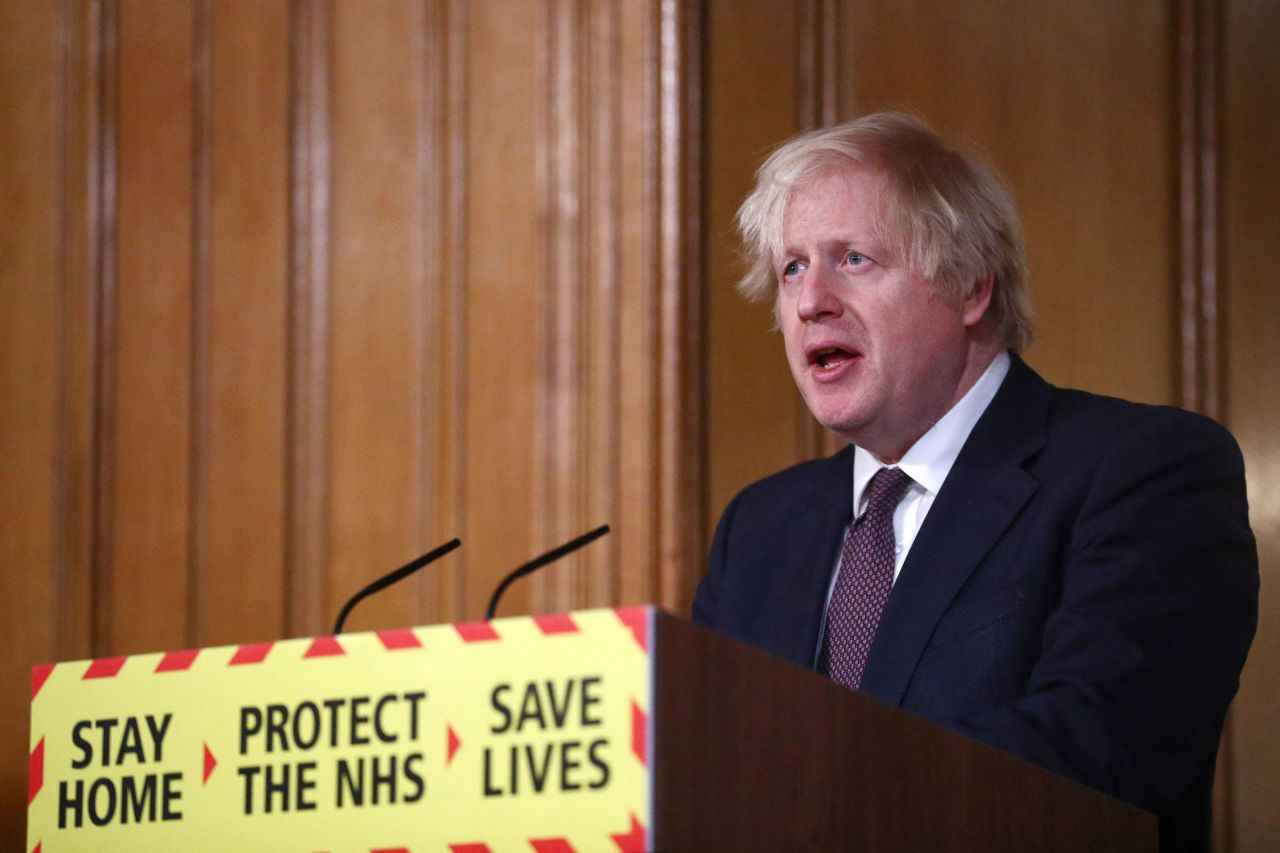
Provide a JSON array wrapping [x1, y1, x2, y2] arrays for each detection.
[[796, 264, 841, 322]]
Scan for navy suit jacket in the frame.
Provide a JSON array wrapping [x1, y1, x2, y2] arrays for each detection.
[[693, 355, 1258, 851]]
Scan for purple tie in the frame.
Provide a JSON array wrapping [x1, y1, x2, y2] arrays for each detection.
[[822, 466, 914, 689]]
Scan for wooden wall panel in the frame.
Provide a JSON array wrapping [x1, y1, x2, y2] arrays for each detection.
[[539, 0, 606, 610], [843, 0, 1176, 406], [1224, 1, 1280, 848], [286, 0, 332, 638], [0, 3, 61, 843], [614, 0, 661, 607], [53, 0, 102, 666], [326, 0, 431, 633], [655, 0, 704, 610], [421, 0, 467, 625], [110, 0, 195, 654], [515, 0, 703, 615], [201, 1, 290, 646], [534, 0, 595, 613], [705, 0, 822, 538], [579, 0, 625, 609], [461, 0, 543, 619]]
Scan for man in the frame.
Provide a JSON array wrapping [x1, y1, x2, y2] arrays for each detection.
[[692, 113, 1257, 852]]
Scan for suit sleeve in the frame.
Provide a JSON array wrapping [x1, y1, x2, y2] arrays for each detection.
[[945, 411, 1258, 815]]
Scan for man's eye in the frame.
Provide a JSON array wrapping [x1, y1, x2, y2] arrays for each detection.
[[783, 260, 804, 277], [846, 252, 866, 266]]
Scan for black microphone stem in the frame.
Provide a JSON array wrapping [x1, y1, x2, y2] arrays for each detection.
[[332, 538, 462, 635], [484, 525, 610, 620]]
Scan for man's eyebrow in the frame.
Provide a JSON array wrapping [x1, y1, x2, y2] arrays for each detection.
[[787, 234, 882, 255]]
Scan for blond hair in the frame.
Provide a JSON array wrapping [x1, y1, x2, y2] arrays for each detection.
[[735, 112, 1033, 350]]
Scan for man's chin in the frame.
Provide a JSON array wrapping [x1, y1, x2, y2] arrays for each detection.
[[808, 409, 864, 445], [796, 383, 869, 436]]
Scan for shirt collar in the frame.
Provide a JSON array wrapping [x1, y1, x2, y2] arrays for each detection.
[[851, 350, 1011, 513]]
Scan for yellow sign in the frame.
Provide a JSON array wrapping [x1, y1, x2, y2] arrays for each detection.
[[28, 607, 652, 852]]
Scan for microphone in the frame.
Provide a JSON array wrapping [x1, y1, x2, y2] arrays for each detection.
[[331, 538, 462, 634], [484, 525, 611, 620]]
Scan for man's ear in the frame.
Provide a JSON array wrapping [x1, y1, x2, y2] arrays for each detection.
[[962, 272, 995, 328]]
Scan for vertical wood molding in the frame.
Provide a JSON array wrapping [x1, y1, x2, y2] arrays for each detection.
[[797, 0, 839, 130], [419, 0, 462, 625], [534, 0, 586, 614], [415, 0, 470, 623], [91, 0, 119, 658], [188, 0, 212, 648], [532, 0, 627, 614], [1176, 0, 1224, 421], [286, 0, 331, 638], [54, 0, 104, 662], [586, 0, 622, 608], [534, 0, 626, 614], [53, 0, 72, 659], [615, 0, 660, 608], [657, 0, 704, 611], [412, 0, 432, 626]]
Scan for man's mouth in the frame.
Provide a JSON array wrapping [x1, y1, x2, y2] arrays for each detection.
[[808, 346, 860, 372]]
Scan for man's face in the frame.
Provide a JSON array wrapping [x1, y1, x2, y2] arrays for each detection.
[[776, 167, 984, 460]]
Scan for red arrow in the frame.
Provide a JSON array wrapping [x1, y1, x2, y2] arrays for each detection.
[[203, 743, 217, 784], [611, 814, 646, 853], [447, 724, 461, 765]]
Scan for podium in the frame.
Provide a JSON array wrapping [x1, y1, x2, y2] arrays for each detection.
[[28, 607, 1155, 851], [649, 612, 1155, 851]]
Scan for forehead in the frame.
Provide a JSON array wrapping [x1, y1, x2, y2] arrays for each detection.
[[781, 166, 890, 247]]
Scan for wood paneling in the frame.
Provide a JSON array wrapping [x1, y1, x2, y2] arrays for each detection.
[[54, 0, 103, 667], [0, 2, 61, 842], [841, 0, 1177, 406], [655, 0, 704, 609], [705, 0, 822, 537], [535, 0, 627, 612], [421, 0, 468, 625], [327, 0, 431, 633], [1, 1, 703, 845], [1224, 1, 1280, 848], [1177, 0, 1225, 421], [202, 0, 290, 646], [462, 0, 542, 618], [615, 0, 662, 607], [286, 0, 332, 638], [111, 0, 194, 653]]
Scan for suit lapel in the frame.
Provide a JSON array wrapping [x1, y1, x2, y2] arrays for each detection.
[[858, 356, 1050, 705], [771, 446, 854, 668]]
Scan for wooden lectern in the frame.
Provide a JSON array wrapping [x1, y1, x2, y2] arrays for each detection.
[[649, 611, 1156, 851]]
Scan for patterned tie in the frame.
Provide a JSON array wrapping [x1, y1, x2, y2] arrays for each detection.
[[822, 466, 914, 689]]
